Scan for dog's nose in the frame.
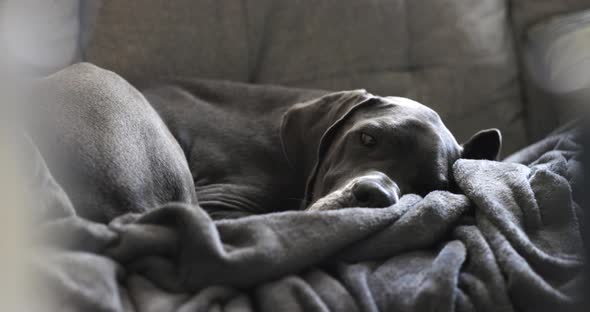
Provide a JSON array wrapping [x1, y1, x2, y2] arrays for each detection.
[[352, 178, 398, 207]]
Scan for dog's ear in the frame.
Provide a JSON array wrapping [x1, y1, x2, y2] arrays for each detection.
[[280, 90, 376, 178], [461, 128, 502, 160]]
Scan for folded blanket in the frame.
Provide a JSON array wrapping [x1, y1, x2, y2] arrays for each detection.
[[31, 126, 584, 312]]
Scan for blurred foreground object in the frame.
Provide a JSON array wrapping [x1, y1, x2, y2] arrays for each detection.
[[0, 128, 32, 311], [524, 9, 590, 140], [0, 0, 80, 76]]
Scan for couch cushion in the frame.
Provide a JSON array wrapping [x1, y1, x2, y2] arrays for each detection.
[[85, 0, 250, 82], [86, 0, 526, 154], [248, 0, 526, 154]]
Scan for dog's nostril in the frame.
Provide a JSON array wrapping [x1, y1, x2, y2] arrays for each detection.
[[352, 182, 374, 203], [352, 181, 396, 207]]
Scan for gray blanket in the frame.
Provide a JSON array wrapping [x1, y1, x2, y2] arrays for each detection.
[[31, 124, 584, 312]]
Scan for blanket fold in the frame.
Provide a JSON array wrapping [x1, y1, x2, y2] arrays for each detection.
[[32, 127, 584, 312]]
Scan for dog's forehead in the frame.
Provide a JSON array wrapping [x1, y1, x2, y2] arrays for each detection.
[[352, 96, 442, 129], [349, 96, 462, 153], [382, 96, 440, 121]]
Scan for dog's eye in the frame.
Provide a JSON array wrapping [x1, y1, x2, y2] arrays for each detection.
[[360, 132, 376, 147]]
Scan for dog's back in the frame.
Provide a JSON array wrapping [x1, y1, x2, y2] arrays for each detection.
[[29, 64, 197, 222]]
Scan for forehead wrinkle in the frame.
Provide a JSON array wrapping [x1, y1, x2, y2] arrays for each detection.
[[352, 97, 437, 126], [344, 113, 386, 133]]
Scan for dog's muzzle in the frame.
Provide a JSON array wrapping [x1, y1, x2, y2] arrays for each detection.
[[351, 173, 399, 207], [307, 171, 399, 211]]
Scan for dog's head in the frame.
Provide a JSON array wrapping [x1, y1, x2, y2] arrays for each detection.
[[281, 90, 501, 211]]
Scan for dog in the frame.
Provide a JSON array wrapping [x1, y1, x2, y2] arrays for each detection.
[[29, 63, 501, 221]]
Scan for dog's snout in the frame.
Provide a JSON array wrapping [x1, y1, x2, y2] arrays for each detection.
[[352, 178, 398, 208]]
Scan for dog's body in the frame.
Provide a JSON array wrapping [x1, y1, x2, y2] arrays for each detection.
[[141, 80, 325, 218], [144, 80, 502, 219], [30, 63, 502, 222]]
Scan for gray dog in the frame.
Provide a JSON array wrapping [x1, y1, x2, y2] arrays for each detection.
[[29, 63, 501, 221]]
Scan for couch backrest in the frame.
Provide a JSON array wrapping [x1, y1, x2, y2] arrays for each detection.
[[85, 0, 531, 154], [6, 1, 589, 153]]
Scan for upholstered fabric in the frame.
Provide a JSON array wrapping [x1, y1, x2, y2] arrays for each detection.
[[86, 0, 529, 154], [85, 1, 250, 82], [245, 0, 526, 153]]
